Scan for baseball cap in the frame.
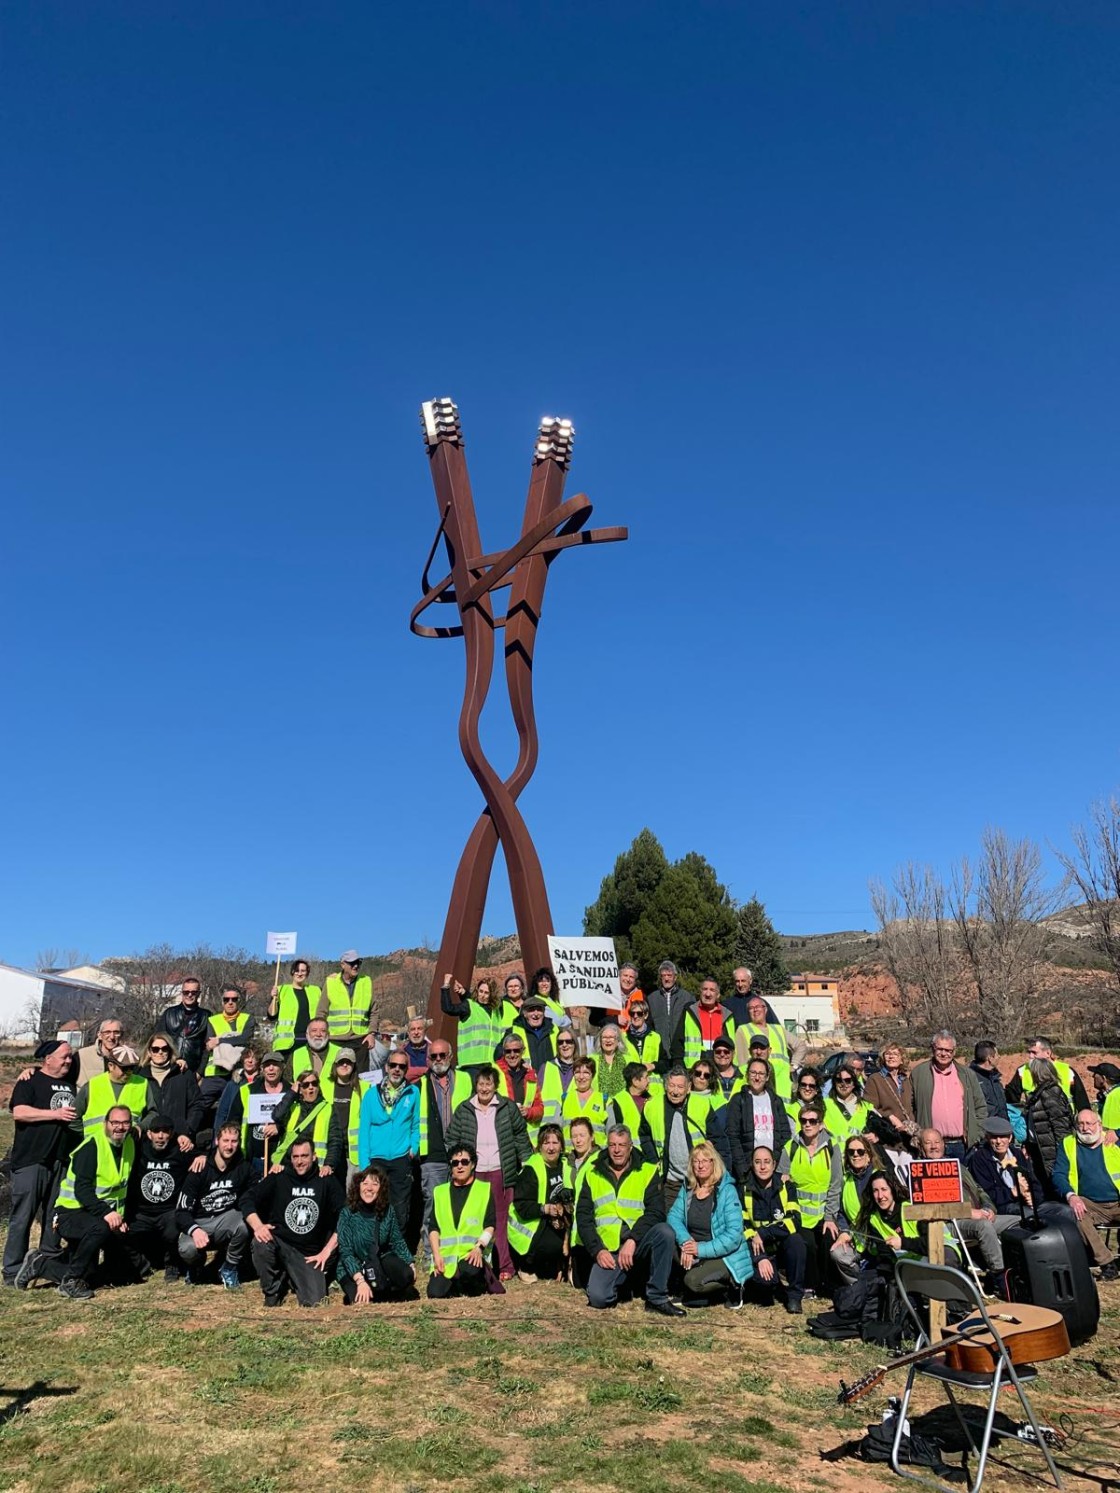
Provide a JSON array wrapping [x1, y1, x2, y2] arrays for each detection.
[[262, 1051, 286, 1067], [1089, 1062, 1120, 1083], [712, 1036, 734, 1052], [143, 1112, 175, 1133], [339, 949, 361, 964]]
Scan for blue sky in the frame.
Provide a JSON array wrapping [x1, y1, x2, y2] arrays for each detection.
[[2, 2, 1117, 969]]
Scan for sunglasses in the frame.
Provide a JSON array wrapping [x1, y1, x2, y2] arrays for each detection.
[[802, 1117, 822, 1126], [847, 1147, 868, 1156], [222, 997, 240, 1004], [299, 1081, 320, 1089], [504, 1048, 523, 1056], [386, 1063, 408, 1072], [450, 1158, 472, 1168], [149, 1045, 171, 1054], [557, 1037, 576, 1045]]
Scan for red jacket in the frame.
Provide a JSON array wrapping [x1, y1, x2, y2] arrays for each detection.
[[496, 1059, 544, 1124]]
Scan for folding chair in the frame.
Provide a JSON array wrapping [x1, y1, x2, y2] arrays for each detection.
[[890, 1257, 1063, 1493]]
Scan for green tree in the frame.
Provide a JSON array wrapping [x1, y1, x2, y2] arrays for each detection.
[[630, 852, 738, 994], [583, 828, 670, 964], [733, 896, 789, 995]]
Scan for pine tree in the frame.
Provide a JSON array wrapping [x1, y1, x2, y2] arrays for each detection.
[[733, 896, 789, 995], [583, 828, 669, 965], [629, 852, 738, 995]]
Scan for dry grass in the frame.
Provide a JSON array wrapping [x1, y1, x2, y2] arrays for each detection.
[[3, 1079, 1120, 1493], [1, 1269, 1119, 1493]]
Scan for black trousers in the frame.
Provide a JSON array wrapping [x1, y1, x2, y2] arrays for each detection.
[[427, 1259, 487, 1298], [749, 1231, 808, 1302], [369, 1155, 413, 1234], [512, 1222, 566, 1279], [252, 1237, 335, 1307], [340, 1251, 415, 1302], [125, 1211, 180, 1271], [42, 1210, 130, 1285]]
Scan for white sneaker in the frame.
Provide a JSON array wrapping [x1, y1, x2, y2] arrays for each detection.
[[517, 1270, 538, 1284]]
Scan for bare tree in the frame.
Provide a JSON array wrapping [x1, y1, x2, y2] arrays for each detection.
[[34, 948, 91, 972], [1055, 794, 1120, 998], [869, 863, 962, 1034], [949, 829, 1059, 1041]]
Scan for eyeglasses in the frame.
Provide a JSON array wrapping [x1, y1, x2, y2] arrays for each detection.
[[222, 997, 239, 1004], [181, 991, 200, 998], [450, 1158, 472, 1168], [557, 1037, 576, 1044], [430, 1051, 451, 1059]]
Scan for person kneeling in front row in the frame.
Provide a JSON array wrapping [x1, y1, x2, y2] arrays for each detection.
[[17, 1105, 137, 1300], [576, 1124, 685, 1317], [336, 1164, 418, 1304], [428, 1144, 497, 1298], [243, 1137, 344, 1307]]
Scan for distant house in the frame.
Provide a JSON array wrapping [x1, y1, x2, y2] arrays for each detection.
[[787, 973, 838, 998], [772, 973, 841, 1036], [0, 962, 126, 1045]]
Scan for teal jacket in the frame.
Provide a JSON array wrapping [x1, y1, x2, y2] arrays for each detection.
[[668, 1173, 755, 1285]]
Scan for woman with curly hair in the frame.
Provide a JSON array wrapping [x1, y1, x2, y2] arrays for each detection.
[[336, 1164, 416, 1303]]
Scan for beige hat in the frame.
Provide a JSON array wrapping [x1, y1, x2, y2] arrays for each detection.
[[110, 1044, 141, 1069]]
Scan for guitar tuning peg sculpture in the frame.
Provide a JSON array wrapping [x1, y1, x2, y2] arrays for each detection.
[[412, 400, 628, 1029]]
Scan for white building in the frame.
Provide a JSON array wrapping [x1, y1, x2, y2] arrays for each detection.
[[770, 991, 840, 1037], [0, 962, 125, 1044]]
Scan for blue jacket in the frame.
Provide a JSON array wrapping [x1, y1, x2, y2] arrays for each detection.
[[358, 1081, 420, 1167], [668, 1173, 755, 1285]]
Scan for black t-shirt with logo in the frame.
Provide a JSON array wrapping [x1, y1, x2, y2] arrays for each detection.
[[175, 1153, 253, 1232], [244, 1167, 345, 1255], [127, 1137, 195, 1218], [10, 1071, 78, 1170]]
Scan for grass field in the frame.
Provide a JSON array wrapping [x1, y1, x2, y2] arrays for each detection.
[[3, 1080, 1120, 1493]]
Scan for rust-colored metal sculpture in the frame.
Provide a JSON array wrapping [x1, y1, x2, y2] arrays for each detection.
[[413, 399, 627, 1028]]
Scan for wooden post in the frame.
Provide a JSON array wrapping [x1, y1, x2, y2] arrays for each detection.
[[906, 1201, 975, 1341]]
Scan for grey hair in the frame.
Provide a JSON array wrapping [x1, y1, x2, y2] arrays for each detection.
[[664, 1064, 689, 1083], [658, 960, 678, 975], [598, 1023, 623, 1043], [606, 1124, 633, 1143], [619, 962, 639, 976], [931, 1029, 956, 1047]]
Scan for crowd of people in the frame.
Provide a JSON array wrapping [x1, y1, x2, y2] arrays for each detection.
[[4, 953, 1119, 1319]]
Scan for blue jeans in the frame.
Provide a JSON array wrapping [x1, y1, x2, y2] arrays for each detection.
[[586, 1221, 675, 1308]]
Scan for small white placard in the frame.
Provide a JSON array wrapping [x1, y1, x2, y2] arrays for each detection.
[[248, 1094, 282, 1125], [266, 931, 298, 956], [547, 936, 622, 1010]]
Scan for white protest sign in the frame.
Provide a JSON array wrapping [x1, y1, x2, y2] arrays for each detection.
[[248, 1093, 282, 1125], [266, 931, 298, 956], [548, 936, 621, 1010]]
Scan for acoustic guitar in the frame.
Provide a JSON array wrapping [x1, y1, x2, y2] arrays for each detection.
[[839, 1304, 1069, 1406]]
